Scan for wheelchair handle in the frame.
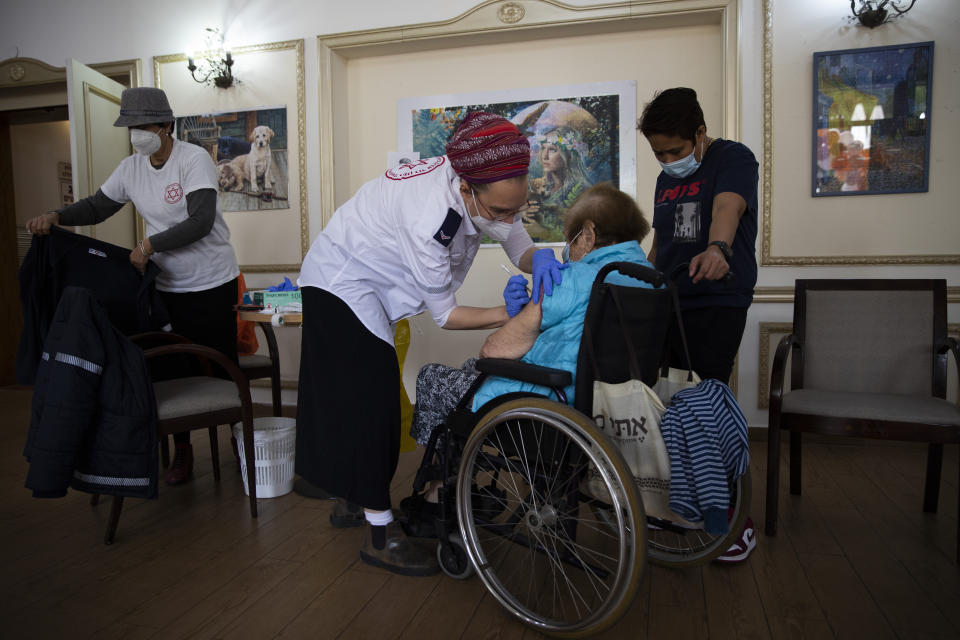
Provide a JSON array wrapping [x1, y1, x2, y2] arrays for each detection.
[[595, 262, 665, 288]]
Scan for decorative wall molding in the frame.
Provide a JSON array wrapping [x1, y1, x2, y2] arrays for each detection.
[[758, 0, 958, 266], [316, 0, 742, 228], [0, 57, 141, 90], [154, 40, 308, 272], [753, 286, 960, 304]]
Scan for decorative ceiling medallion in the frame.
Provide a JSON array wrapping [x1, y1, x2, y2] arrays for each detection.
[[498, 2, 525, 24], [8, 64, 26, 82]]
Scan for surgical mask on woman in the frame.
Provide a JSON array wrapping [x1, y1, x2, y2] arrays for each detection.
[[659, 137, 703, 179], [561, 228, 583, 263], [130, 129, 162, 156], [470, 190, 514, 242]]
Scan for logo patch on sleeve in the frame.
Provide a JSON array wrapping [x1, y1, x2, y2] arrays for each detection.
[[385, 156, 445, 180], [433, 208, 462, 247]]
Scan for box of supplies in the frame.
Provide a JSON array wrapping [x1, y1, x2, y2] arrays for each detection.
[[251, 289, 301, 308]]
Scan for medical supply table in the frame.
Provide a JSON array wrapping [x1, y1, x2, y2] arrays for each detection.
[[239, 310, 302, 326]]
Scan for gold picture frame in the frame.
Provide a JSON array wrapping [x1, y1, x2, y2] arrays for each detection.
[[759, 0, 959, 266], [154, 39, 307, 273]]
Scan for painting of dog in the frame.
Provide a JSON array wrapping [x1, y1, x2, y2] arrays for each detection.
[[177, 107, 288, 211]]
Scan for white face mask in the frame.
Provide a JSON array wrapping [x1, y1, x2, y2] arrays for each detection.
[[130, 129, 162, 156], [470, 190, 514, 242]]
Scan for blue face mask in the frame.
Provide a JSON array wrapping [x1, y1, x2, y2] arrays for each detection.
[[561, 228, 583, 263], [659, 137, 704, 179]]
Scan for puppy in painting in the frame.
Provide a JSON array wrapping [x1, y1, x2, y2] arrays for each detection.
[[217, 160, 243, 192]]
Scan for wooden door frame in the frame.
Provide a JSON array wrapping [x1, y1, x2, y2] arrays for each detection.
[[0, 57, 139, 386]]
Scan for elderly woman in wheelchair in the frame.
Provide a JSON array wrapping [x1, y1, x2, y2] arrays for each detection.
[[404, 183, 656, 636], [400, 183, 752, 637]]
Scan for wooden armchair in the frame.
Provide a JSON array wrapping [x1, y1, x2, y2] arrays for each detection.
[[94, 332, 258, 543], [765, 279, 960, 561]]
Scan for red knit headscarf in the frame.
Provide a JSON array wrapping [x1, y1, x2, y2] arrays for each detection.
[[445, 112, 530, 184]]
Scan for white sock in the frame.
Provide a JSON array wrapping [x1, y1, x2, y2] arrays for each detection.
[[364, 509, 394, 526]]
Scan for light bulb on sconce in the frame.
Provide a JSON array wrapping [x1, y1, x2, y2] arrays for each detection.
[[185, 27, 236, 89]]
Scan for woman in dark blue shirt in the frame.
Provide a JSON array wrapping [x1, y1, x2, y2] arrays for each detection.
[[638, 87, 760, 565], [638, 87, 759, 384]]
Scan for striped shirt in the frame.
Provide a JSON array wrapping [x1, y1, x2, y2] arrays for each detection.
[[660, 379, 750, 534]]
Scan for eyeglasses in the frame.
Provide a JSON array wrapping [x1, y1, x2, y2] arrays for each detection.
[[471, 189, 528, 222]]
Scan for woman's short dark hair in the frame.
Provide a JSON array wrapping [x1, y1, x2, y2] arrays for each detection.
[[637, 87, 705, 144], [564, 182, 650, 247]]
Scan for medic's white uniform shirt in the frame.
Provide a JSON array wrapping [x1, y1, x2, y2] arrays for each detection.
[[298, 156, 534, 345], [101, 138, 239, 292]]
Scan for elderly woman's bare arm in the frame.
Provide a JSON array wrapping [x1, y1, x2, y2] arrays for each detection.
[[479, 299, 542, 359]]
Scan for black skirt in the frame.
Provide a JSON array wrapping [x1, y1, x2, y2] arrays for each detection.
[[157, 277, 239, 371], [295, 286, 400, 510]]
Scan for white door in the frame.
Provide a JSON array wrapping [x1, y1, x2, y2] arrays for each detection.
[[66, 59, 136, 248]]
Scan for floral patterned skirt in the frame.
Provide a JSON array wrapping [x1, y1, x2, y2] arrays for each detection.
[[410, 358, 480, 446]]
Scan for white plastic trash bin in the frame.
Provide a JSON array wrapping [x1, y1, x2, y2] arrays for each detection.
[[232, 416, 296, 498]]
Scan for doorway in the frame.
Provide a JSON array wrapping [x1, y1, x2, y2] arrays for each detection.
[[0, 57, 139, 386]]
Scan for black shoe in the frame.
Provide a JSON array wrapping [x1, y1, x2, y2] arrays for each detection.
[[400, 493, 441, 519], [400, 511, 440, 539], [330, 497, 365, 528], [360, 521, 439, 577]]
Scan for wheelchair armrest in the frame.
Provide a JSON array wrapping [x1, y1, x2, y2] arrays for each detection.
[[476, 358, 572, 389]]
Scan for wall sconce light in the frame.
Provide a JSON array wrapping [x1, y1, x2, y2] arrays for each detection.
[[849, 1, 917, 29], [186, 27, 236, 89]]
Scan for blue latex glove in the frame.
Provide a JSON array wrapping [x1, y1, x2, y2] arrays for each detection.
[[267, 276, 298, 292], [530, 248, 569, 303], [503, 274, 531, 317]]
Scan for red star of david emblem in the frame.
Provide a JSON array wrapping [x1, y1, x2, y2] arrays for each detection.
[[164, 182, 184, 204]]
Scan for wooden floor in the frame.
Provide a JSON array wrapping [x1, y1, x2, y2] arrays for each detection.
[[1, 386, 957, 640]]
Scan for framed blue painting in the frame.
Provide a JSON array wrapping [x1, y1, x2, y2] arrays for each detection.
[[812, 41, 933, 197]]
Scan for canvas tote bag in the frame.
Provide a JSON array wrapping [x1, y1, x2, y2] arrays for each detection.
[[652, 366, 701, 407]]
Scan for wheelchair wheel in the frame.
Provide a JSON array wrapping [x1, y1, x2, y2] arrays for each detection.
[[437, 533, 475, 580], [645, 468, 752, 568], [456, 398, 646, 638]]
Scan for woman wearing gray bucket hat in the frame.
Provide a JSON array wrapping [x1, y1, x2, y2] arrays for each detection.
[[26, 87, 241, 486]]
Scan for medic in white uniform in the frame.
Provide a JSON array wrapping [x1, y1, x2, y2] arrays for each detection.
[[294, 112, 565, 577], [299, 155, 543, 343]]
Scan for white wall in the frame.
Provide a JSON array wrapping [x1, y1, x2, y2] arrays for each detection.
[[338, 18, 723, 379], [3, 1, 956, 427]]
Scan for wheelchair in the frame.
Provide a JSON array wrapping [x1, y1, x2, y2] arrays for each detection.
[[405, 262, 752, 638]]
